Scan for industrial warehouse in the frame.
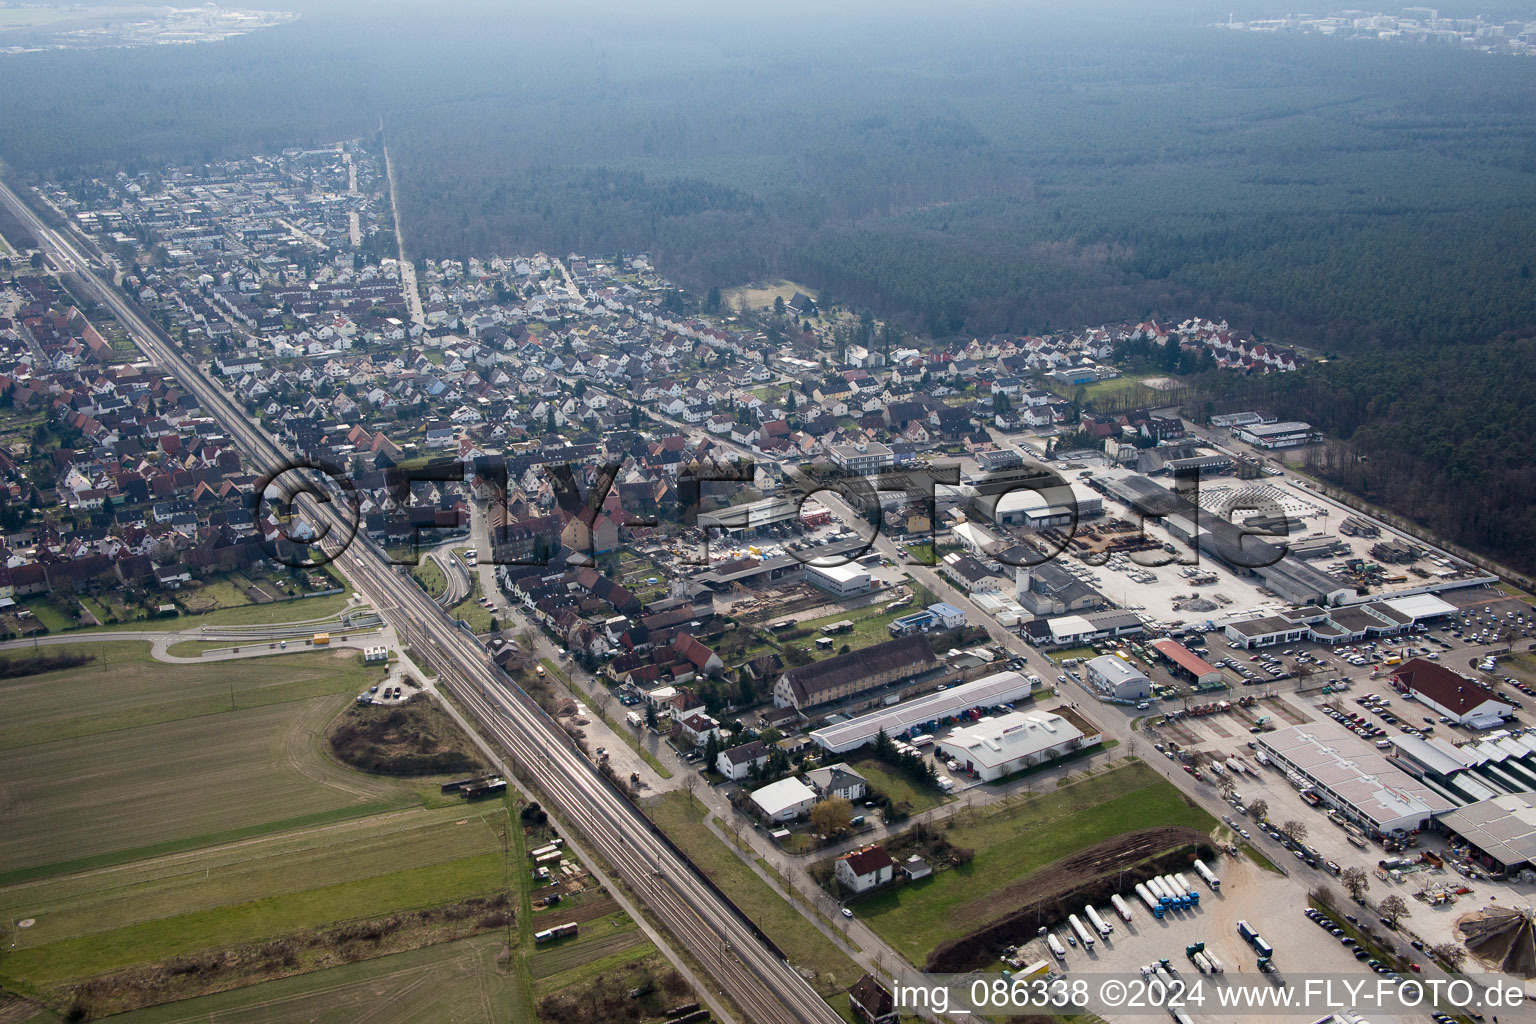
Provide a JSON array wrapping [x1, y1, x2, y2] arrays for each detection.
[[772, 634, 939, 711], [1084, 654, 1151, 700], [1257, 719, 1454, 835], [1391, 657, 1515, 729], [1436, 794, 1536, 877], [808, 670, 1043, 753], [936, 707, 1104, 782], [1149, 639, 1222, 687]]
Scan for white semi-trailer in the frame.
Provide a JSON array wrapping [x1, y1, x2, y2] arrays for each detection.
[[1084, 904, 1113, 937], [1135, 883, 1165, 918], [1068, 913, 1096, 949], [1110, 893, 1134, 922]]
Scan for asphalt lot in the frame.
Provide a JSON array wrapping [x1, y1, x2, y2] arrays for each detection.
[[1021, 854, 1411, 1024]]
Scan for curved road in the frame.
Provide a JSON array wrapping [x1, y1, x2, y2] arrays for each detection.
[[0, 628, 385, 664]]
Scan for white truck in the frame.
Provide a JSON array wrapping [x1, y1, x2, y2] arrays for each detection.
[[1084, 903, 1113, 937], [1110, 893, 1135, 922], [1067, 914, 1095, 950]]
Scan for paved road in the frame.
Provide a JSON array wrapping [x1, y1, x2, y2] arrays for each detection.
[[379, 135, 425, 326], [0, 627, 385, 664]]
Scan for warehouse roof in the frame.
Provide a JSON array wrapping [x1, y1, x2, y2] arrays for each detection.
[[1393, 658, 1508, 717], [781, 635, 936, 706], [749, 776, 817, 818], [1259, 720, 1453, 830], [1439, 793, 1536, 868], [1150, 639, 1219, 678], [1086, 654, 1146, 685], [809, 670, 1037, 753], [940, 709, 1085, 772]]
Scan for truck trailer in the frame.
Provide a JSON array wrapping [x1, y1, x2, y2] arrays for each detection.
[[1068, 914, 1096, 950], [1110, 893, 1134, 922], [1237, 920, 1274, 958], [1084, 903, 1113, 937]]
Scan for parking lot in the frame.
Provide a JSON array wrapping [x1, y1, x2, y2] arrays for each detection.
[[1014, 854, 1414, 1023]]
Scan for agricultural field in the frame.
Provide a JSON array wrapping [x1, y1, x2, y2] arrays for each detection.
[[78, 933, 523, 1024], [527, 912, 649, 992], [0, 806, 509, 988], [853, 760, 1216, 961], [0, 635, 544, 1019], [0, 641, 400, 877]]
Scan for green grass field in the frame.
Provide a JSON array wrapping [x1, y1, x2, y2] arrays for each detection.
[[447, 572, 493, 634], [161, 639, 257, 657], [846, 757, 946, 814], [1241, 842, 1284, 874], [411, 556, 447, 598], [0, 640, 377, 749], [644, 791, 860, 1001], [178, 578, 258, 613], [93, 932, 524, 1024], [794, 601, 913, 659], [22, 589, 354, 633], [0, 641, 402, 875], [855, 761, 1215, 961], [719, 278, 817, 312], [0, 805, 502, 953], [2, 823, 508, 986]]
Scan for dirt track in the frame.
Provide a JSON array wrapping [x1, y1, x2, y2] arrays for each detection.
[[988, 826, 1211, 909]]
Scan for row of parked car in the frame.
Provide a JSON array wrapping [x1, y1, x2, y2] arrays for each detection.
[[1303, 907, 1420, 976], [1325, 703, 1390, 742], [1215, 653, 1288, 685]]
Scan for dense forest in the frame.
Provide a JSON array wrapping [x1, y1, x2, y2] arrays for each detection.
[[1197, 341, 1536, 576], [3, 0, 1536, 570], [2, 1, 1536, 349]]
